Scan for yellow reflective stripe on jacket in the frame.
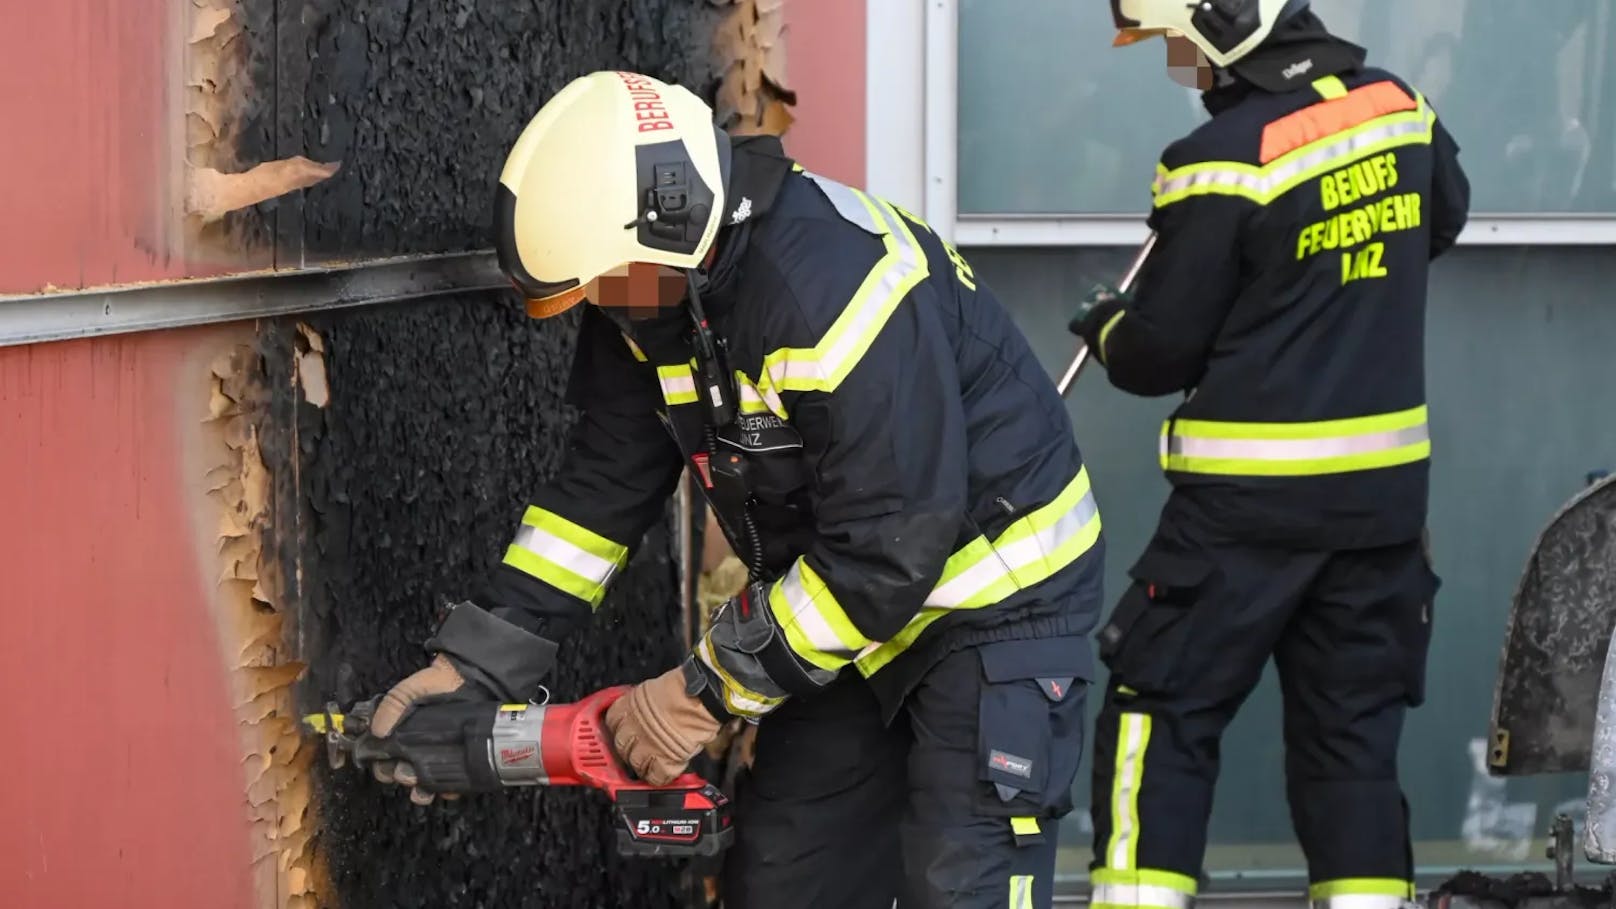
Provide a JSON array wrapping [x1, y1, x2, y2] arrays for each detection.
[[656, 362, 699, 406], [501, 506, 629, 607], [1161, 405, 1430, 477], [1091, 868, 1197, 909], [1312, 75, 1348, 99], [621, 333, 648, 362], [769, 558, 872, 672], [695, 635, 784, 718], [734, 371, 784, 417], [853, 467, 1102, 675], [1309, 878, 1414, 909], [1152, 95, 1434, 209], [747, 175, 931, 415]]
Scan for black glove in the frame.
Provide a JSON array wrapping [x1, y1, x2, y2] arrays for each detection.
[[367, 601, 559, 804], [1068, 282, 1130, 360]]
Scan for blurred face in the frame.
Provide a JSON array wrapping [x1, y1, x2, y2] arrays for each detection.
[[586, 263, 688, 321], [523, 262, 687, 321], [1165, 35, 1214, 90]]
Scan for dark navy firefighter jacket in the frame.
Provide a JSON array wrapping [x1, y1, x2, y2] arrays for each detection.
[[481, 137, 1106, 718], [1088, 59, 1470, 551]]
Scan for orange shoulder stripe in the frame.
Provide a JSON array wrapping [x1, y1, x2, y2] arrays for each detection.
[[1259, 81, 1419, 164]]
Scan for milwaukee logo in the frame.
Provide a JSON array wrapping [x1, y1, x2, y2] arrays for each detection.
[[499, 745, 537, 766], [1282, 59, 1314, 80]]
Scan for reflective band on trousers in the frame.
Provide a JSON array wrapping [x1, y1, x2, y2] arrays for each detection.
[[501, 507, 629, 607], [1161, 406, 1430, 477], [1090, 869, 1198, 909], [1106, 713, 1152, 870], [1311, 895, 1409, 909], [1310, 878, 1414, 909], [1009, 875, 1035, 909], [853, 467, 1103, 675], [1091, 882, 1194, 909]]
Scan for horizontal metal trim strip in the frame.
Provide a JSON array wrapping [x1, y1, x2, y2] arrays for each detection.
[[0, 251, 506, 347]]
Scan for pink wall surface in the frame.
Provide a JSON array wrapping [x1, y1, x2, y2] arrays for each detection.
[[782, 0, 867, 187]]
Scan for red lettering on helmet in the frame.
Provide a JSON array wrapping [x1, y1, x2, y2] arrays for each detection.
[[615, 71, 676, 133]]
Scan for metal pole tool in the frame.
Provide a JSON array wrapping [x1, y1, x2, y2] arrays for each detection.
[[1056, 232, 1158, 397]]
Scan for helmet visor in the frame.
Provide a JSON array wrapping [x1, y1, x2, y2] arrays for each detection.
[[523, 284, 589, 319], [1109, 0, 1171, 46]]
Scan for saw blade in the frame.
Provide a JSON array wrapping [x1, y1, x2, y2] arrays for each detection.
[[302, 699, 371, 769]]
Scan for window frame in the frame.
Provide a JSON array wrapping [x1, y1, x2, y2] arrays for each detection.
[[923, 0, 1616, 248]]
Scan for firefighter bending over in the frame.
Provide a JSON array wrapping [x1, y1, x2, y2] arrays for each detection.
[[1068, 1, 1470, 907], [369, 71, 1107, 909]]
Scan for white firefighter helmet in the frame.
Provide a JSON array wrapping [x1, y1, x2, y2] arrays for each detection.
[[494, 71, 731, 319], [1110, 0, 1310, 68]]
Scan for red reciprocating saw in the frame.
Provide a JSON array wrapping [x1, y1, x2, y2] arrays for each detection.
[[302, 685, 734, 858]]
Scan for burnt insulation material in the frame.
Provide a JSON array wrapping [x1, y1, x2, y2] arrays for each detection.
[[266, 0, 725, 258], [259, 297, 698, 908]]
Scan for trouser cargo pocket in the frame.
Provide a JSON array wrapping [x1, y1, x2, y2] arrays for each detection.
[[1398, 547, 1440, 707], [973, 636, 1091, 820], [1096, 547, 1215, 695]]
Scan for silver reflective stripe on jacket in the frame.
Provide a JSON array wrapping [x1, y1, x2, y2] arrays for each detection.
[[1162, 424, 1430, 461]]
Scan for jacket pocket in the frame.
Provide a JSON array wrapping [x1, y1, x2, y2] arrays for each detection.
[[973, 637, 1092, 819], [1095, 547, 1215, 695]]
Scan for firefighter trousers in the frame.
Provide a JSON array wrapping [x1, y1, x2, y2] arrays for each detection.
[[722, 636, 1091, 909], [1087, 524, 1438, 909]]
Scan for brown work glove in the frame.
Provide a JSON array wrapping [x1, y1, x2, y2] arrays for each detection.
[[605, 665, 725, 785], [369, 654, 474, 805]]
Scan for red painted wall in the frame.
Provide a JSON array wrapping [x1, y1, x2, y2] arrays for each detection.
[[782, 0, 867, 187], [0, 0, 189, 294], [0, 331, 255, 909]]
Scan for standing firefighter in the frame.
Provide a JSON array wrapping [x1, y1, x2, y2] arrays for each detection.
[[369, 71, 1105, 908], [1068, 2, 1470, 907]]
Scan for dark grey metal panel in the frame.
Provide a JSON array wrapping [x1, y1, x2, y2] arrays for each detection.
[[1490, 476, 1616, 776]]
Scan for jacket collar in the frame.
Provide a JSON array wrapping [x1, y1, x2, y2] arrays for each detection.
[[701, 135, 796, 318], [1202, 12, 1367, 114]]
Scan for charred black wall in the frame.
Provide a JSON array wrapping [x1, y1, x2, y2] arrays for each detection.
[[261, 297, 695, 909], [258, 0, 725, 259], [244, 2, 725, 906]]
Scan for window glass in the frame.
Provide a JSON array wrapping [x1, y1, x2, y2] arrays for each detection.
[[957, 0, 1616, 215], [965, 244, 1616, 891]]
